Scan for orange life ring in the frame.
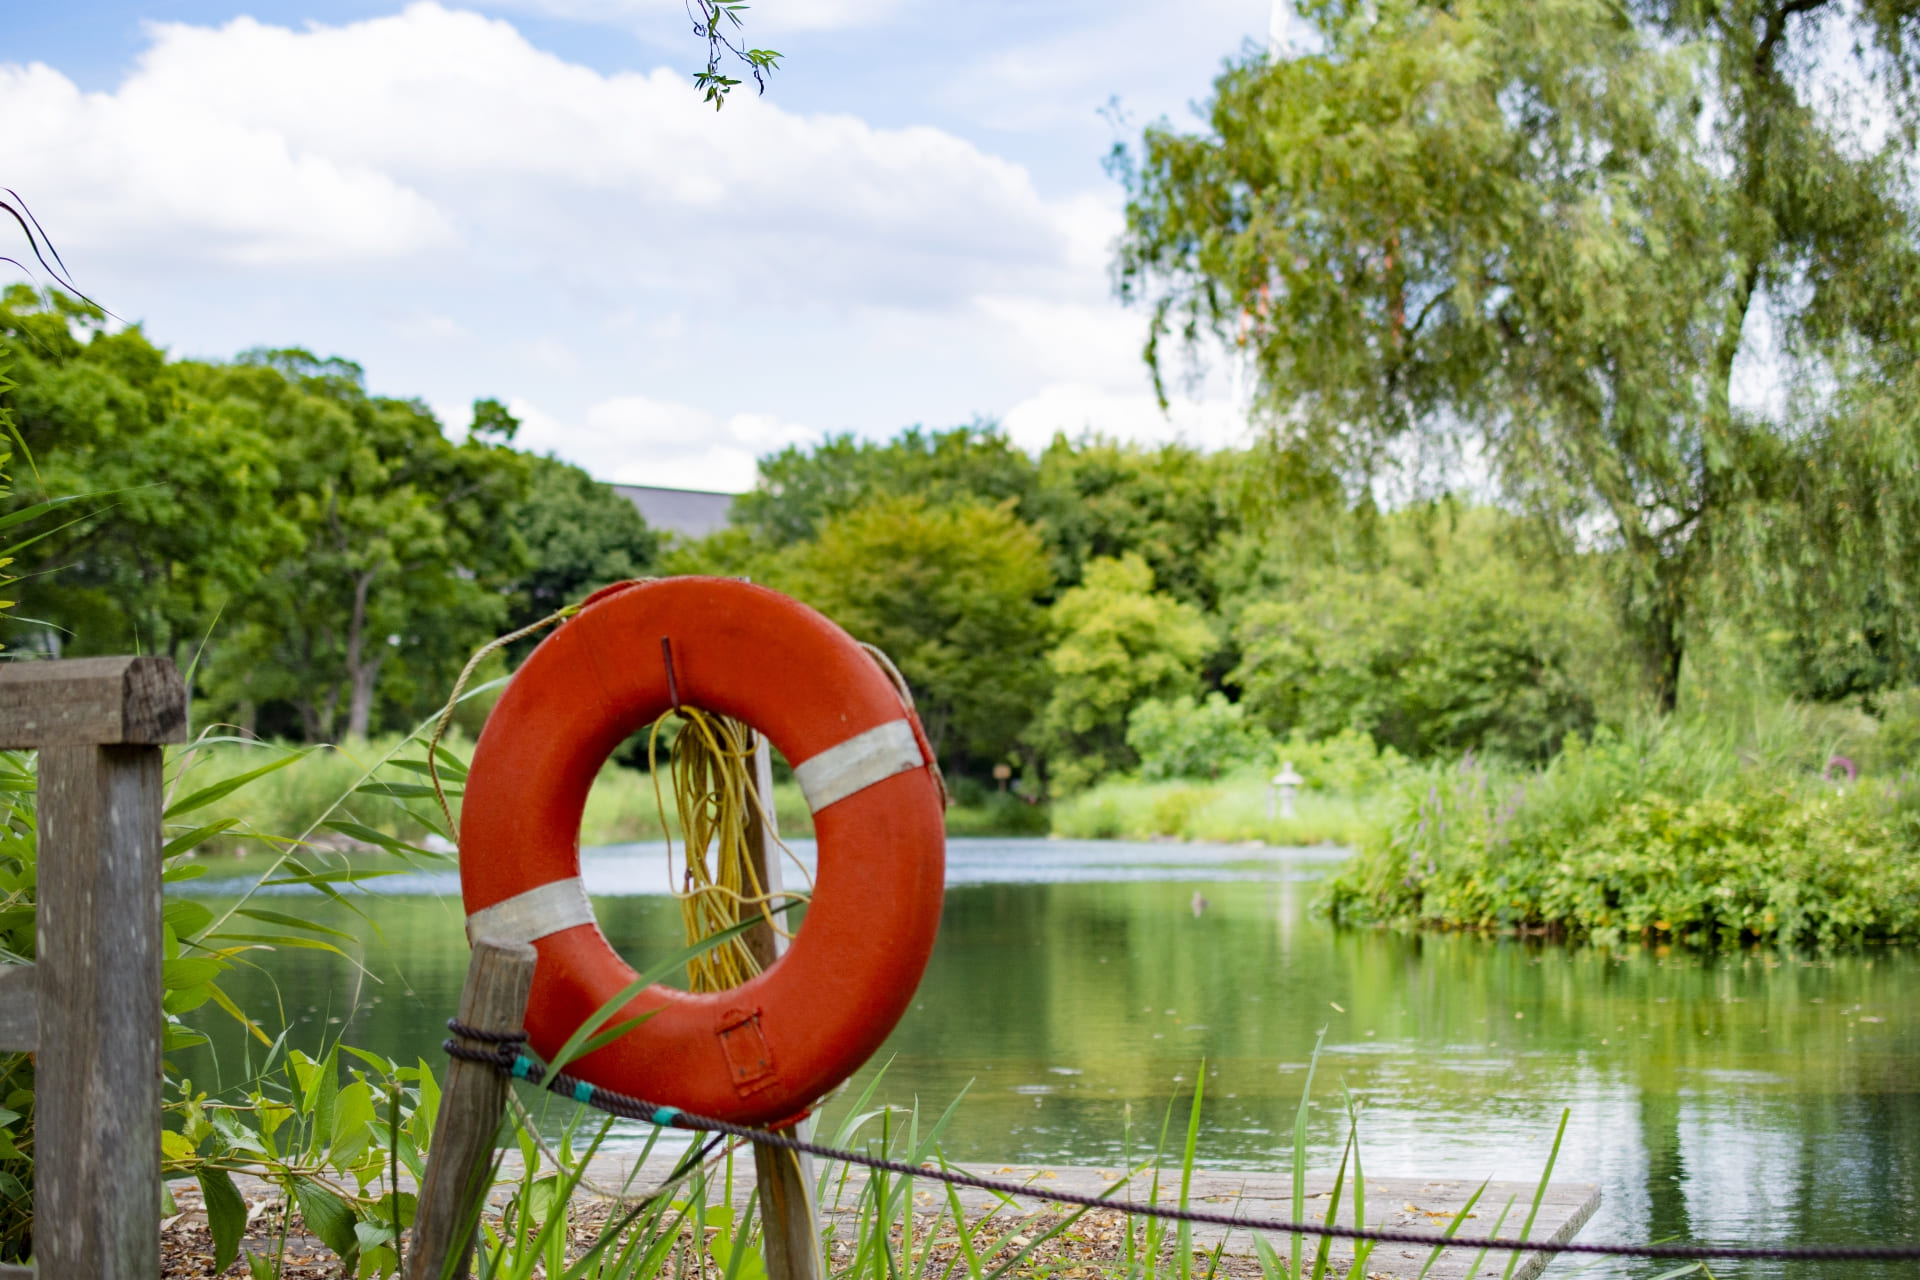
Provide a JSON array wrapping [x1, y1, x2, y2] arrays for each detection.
[[459, 577, 947, 1126]]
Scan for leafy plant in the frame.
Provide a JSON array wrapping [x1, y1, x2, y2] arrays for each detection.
[[1328, 710, 1920, 947], [1128, 693, 1271, 782]]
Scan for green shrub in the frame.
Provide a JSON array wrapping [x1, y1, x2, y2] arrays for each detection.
[[1278, 727, 1411, 794], [943, 791, 1052, 836], [1229, 559, 1601, 762], [1327, 712, 1920, 948], [1875, 687, 1920, 774], [1127, 692, 1271, 780]]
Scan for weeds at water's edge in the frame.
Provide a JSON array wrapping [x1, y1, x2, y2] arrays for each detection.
[[434, 1045, 1577, 1280]]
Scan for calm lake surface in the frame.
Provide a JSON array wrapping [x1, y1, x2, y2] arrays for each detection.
[[180, 839, 1920, 1280]]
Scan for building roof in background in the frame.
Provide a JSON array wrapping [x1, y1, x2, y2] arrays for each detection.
[[610, 484, 737, 540]]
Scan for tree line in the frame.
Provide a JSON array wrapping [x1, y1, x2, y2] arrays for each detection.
[[3, 0, 1915, 797], [1, 275, 1911, 798], [0, 285, 656, 741], [0, 280, 1630, 792]]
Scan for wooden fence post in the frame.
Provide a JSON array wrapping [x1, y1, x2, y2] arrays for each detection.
[[407, 939, 537, 1280], [0, 656, 187, 1280], [743, 736, 823, 1280]]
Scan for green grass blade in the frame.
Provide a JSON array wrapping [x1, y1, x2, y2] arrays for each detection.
[[1637, 1266, 1705, 1280], [1415, 1179, 1488, 1280], [1178, 1062, 1205, 1280], [1290, 1027, 1328, 1280], [1463, 1195, 1517, 1280], [940, 1174, 984, 1280], [1499, 1108, 1569, 1280], [1308, 1128, 1352, 1280], [165, 749, 312, 819], [1345, 1088, 1371, 1275], [1248, 1231, 1285, 1280]]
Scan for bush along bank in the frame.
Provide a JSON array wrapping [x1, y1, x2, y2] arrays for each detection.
[[1325, 715, 1920, 949]]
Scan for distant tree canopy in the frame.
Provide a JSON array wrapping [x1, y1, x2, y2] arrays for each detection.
[[0, 286, 660, 739], [1117, 0, 1920, 710], [666, 421, 1636, 790]]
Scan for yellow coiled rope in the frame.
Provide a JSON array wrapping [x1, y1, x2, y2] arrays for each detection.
[[649, 707, 810, 993]]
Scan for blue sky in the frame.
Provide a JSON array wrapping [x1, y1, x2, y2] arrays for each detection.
[[4, 1, 1281, 489]]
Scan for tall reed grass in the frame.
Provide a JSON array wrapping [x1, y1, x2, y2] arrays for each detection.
[[458, 1038, 1585, 1280]]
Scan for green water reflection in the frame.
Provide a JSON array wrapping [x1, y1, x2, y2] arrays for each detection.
[[179, 840, 1920, 1280]]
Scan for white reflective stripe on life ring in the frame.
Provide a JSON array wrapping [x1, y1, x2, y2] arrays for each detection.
[[793, 719, 924, 814], [467, 876, 595, 945]]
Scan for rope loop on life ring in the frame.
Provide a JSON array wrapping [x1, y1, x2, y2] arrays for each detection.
[[458, 577, 947, 1126]]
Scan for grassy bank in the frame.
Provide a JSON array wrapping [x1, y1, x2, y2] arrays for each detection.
[[1326, 706, 1920, 948], [176, 735, 818, 851], [1050, 770, 1384, 845], [178, 734, 1395, 852], [176, 735, 1048, 852]]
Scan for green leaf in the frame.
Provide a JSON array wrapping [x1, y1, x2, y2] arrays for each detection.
[[162, 955, 226, 991], [384, 757, 468, 782], [163, 899, 214, 942], [329, 1080, 378, 1169], [305, 1047, 341, 1159], [165, 751, 310, 819], [207, 982, 274, 1046], [265, 867, 403, 888], [321, 821, 444, 860], [294, 1176, 360, 1262], [233, 908, 362, 943], [353, 781, 457, 800], [164, 819, 239, 859], [199, 1168, 249, 1274], [205, 933, 356, 958]]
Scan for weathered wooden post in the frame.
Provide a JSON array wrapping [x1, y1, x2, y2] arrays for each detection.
[[742, 736, 823, 1280], [0, 656, 187, 1280], [406, 939, 536, 1280]]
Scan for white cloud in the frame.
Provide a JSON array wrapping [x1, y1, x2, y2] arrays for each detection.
[[2, 3, 1080, 305], [469, 0, 908, 32], [522, 336, 583, 373], [0, 57, 450, 266], [0, 3, 1251, 483], [389, 311, 471, 342], [512, 393, 815, 490], [1000, 382, 1250, 453], [975, 293, 1251, 451], [932, 0, 1269, 136]]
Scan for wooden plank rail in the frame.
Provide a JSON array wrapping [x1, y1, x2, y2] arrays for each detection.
[[0, 655, 187, 1280]]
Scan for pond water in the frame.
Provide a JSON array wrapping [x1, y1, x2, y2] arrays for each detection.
[[179, 839, 1920, 1280]]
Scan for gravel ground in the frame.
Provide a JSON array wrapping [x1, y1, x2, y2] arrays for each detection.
[[160, 1199, 1272, 1279]]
